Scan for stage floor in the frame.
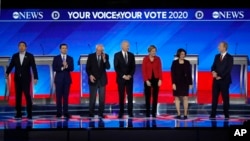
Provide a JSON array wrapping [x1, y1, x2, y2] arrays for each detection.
[[0, 114, 249, 129], [0, 104, 250, 141], [0, 103, 249, 129]]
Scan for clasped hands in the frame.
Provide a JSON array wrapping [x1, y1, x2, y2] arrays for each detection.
[[146, 80, 162, 87], [62, 61, 68, 69], [123, 75, 132, 80], [212, 71, 222, 80]]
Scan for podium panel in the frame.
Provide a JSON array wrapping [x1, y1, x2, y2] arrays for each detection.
[[174, 55, 199, 103], [0, 57, 11, 101], [32, 55, 56, 104], [231, 55, 249, 104]]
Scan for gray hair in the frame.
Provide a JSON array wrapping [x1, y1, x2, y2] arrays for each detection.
[[95, 44, 104, 50]]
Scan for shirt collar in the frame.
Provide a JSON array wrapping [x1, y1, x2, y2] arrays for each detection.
[[221, 52, 227, 57], [19, 51, 26, 55], [122, 50, 127, 55]]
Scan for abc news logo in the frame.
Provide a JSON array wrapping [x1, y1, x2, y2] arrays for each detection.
[[12, 11, 43, 20], [212, 11, 244, 19]]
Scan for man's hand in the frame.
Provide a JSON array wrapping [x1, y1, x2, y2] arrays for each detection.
[[158, 80, 162, 86], [102, 53, 106, 62], [212, 71, 217, 78], [34, 79, 38, 85], [216, 76, 222, 80], [189, 85, 193, 89], [63, 61, 68, 69], [172, 84, 176, 90], [146, 80, 151, 86], [90, 75, 96, 83], [127, 75, 132, 80]]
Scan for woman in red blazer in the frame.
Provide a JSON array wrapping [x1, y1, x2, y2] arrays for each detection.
[[142, 45, 163, 118]]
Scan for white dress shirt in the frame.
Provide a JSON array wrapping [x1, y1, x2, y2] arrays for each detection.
[[19, 51, 25, 65], [220, 51, 227, 60]]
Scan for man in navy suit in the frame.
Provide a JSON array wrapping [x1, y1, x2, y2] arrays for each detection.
[[86, 44, 110, 118], [210, 41, 233, 119], [52, 43, 74, 119], [5, 41, 38, 119], [114, 40, 136, 118]]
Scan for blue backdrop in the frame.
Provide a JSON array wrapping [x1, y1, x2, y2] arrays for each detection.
[[0, 9, 249, 96]]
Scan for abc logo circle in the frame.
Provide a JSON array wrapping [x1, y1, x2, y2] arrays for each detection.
[[212, 11, 220, 19], [13, 12, 19, 19]]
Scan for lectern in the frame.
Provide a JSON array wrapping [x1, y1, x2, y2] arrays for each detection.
[[33, 55, 56, 104], [78, 54, 89, 103], [0, 57, 11, 101], [231, 55, 249, 104], [174, 55, 199, 103]]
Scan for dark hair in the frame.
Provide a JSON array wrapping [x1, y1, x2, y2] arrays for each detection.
[[59, 43, 68, 49], [148, 45, 157, 52], [18, 41, 27, 47], [176, 48, 187, 58]]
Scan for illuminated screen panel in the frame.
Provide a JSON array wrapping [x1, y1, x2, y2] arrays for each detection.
[[0, 9, 249, 96]]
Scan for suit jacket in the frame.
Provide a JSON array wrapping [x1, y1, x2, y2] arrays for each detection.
[[142, 55, 163, 81], [211, 53, 233, 84], [52, 54, 74, 84], [114, 51, 136, 84], [6, 52, 38, 82], [86, 53, 110, 86], [171, 59, 192, 85]]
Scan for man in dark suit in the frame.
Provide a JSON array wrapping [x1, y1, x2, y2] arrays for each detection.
[[86, 44, 110, 118], [210, 41, 233, 119], [5, 41, 38, 119], [52, 43, 74, 119], [114, 40, 136, 118]]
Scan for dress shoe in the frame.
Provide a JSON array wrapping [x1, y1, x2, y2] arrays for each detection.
[[129, 114, 134, 118], [27, 115, 32, 120], [118, 114, 123, 119], [56, 114, 62, 118], [225, 115, 230, 120], [183, 115, 188, 120], [89, 114, 94, 118], [14, 115, 22, 119], [99, 114, 105, 119], [209, 115, 216, 119], [152, 114, 156, 118], [63, 114, 71, 119], [176, 115, 181, 119]]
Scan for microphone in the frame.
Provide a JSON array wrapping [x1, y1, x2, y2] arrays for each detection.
[[185, 43, 188, 52], [235, 43, 238, 55], [40, 44, 45, 55], [88, 44, 92, 53], [135, 42, 138, 55]]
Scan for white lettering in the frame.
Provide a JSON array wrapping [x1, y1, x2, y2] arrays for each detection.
[[234, 129, 247, 136]]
